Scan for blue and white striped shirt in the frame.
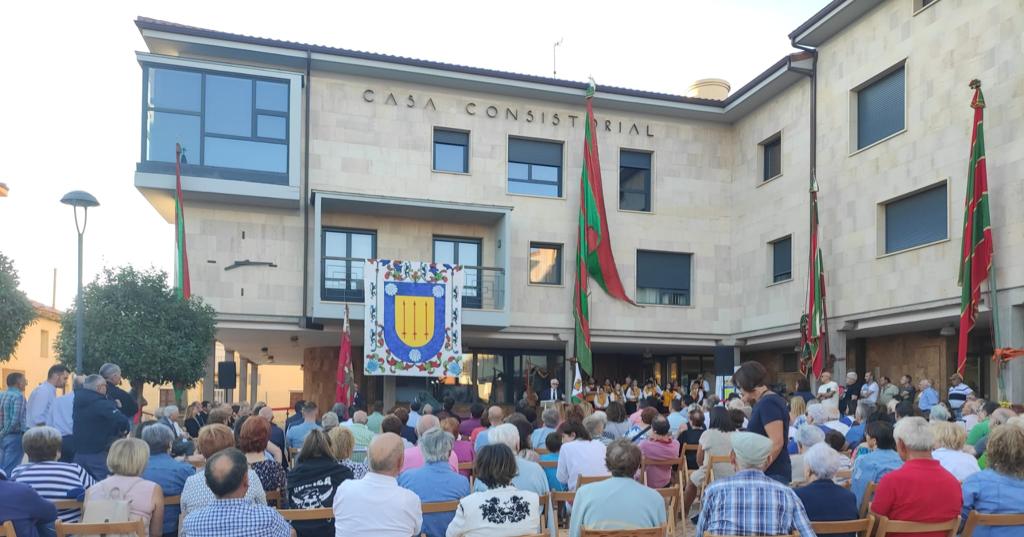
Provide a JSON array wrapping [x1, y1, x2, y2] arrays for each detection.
[[10, 461, 95, 522], [948, 383, 974, 410], [696, 469, 815, 537]]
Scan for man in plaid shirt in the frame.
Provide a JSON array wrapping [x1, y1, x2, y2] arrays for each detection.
[[0, 371, 28, 477], [696, 431, 815, 537]]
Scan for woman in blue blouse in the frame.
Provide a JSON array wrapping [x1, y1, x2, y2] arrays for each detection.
[[961, 424, 1024, 537]]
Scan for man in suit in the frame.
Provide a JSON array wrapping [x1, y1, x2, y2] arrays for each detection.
[[543, 379, 562, 402], [160, 405, 187, 438]]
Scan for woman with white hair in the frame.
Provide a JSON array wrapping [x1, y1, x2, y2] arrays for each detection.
[[401, 415, 460, 472], [822, 401, 850, 436], [929, 403, 952, 423], [795, 443, 859, 532], [791, 424, 826, 484], [475, 423, 550, 495], [930, 421, 979, 482]]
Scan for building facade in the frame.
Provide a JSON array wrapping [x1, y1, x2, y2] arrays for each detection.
[[132, 0, 1024, 411]]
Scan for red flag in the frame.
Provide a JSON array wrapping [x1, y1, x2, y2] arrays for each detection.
[[174, 143, 191, 300], [336, 306, 355, 405]]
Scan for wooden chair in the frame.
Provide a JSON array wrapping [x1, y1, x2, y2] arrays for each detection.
[[551, 490, 576, 528], [457, 461, 474, 474], [873, 515, 960, 537], [538, 459, 558, 469], [640, 454, 685, 488], [580, 526, 667, 536], [265, 489, 282, 507], [0, 521, 15, 537], [705, 533, 797, 537], [164, 495, 180, 506], [276, 507, 335, 521], [576, 475, 610, 488], [421, 500, 460, 515], [535, 447, 550, 455], [680, 443, 699, 481], [189, 458, 205, 470], [706, 454, 732, 485], [52, 499, 83, 510], [812, 516, 874, 537], [961, 511, 1024, 537], [859, 482, 877, 518], [288, 447, 299, 462], [835, 468, 852, 484], [654, 486, 680, 535], [537, 493, 549, 531], [56, 520, 146, 537]]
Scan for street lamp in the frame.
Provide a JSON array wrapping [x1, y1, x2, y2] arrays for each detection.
[[61, 190, 99, 374]]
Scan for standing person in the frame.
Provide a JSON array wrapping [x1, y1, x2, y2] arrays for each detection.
[[878, 376, 900, 408], [51, 375, 81, 463], [543, 379, 562, 402], [840, 373, 862, 417], [140, 423, 193, 537], [871, 417, 962, 535], [407, 401, 423, 430], [793, 378, 815, 403], [917, 379, 940, 415], [733, 362, 791, 484], [625, 379, 641, 414], [71, 374, 131, 480], [0, 371, 28, 477], [398, 428, 469, 537], [860, 371, 879, 405], [333, 433, 422, 537], [26, 365, 69, 427], [898, 375, 917, 403], [285, 401, 321, 449], [85, 438, 165, 537], [99, 363, 138, 418], [947, 374, 973, 418], [285, 400, 305, 432], [816, 371, 839, 403]]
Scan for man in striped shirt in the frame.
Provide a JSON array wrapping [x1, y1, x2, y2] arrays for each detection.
[[9, 426, 94, 523], [1, 371, 29, 477], [948, 374, 974, 418]]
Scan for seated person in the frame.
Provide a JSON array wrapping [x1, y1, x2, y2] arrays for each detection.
[[795, 443, 859, 537], [569, 439, 666, 537], [446, 444, 540, 537], [398, 428, 469, 537], [961, 424, 1024, 537]]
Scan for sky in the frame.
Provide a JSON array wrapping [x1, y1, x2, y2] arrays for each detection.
[[0, 0, 829, 310]]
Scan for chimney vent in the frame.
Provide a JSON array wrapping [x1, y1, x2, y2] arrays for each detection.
[[687, 78, 731, 100]]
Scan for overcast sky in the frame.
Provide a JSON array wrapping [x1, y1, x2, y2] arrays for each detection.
[[0, 0, 828, 309]]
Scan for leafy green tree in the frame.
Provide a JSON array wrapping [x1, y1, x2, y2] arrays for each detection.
[[56, 266, 216, 407], [0, 252, 36, 362]]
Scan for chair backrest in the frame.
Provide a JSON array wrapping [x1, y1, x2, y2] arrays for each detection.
[[706, 454, 733, 484], [812, 516, 874, 537], [265, 489, 282, 507], [576, 474, 610, 488], [276, 508, 335, 521], [421, 500, 460, 515], [0, 521, 14, 537], [535, 447, 550, 455], [189, 459, 205, 470], [874, 515, 960, 537], [457, 461, 474, 472], [580, 526, 667, 536], [859, 482, 877, 518], [961, 510, 1024, 537], [641, 455, 685, 487], [551, 490, 576, 513], [52, 499, 84, 510], [705, 533, 797, 537], [538, 459, 558, 469], [55, 520, 147, 537], [164, 495, 181, 506]]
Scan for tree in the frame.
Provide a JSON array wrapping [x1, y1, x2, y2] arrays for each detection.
[[56, 266, 216, 407], [0, 252, 36, 362]]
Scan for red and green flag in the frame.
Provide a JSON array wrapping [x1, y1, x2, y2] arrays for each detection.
[[957, 80, 994, 376], [802, 181, 827, 378], [174, 143, 191, 300], [574, 83, 635, 374]]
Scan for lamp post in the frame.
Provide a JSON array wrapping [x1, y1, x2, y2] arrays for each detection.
[[60, 190, 99, 374]]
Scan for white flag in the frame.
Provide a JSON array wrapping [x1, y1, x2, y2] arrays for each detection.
[[571, 362, 584, 402]]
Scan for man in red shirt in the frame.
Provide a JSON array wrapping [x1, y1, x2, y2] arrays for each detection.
[[871, 416, 962, 537]]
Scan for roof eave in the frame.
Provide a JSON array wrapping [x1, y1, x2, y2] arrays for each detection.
[[788, 0, 887, 48]]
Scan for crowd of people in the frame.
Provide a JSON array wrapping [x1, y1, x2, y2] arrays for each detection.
[[1, 361, 1022, 537]]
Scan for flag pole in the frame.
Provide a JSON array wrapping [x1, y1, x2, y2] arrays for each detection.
[[989, 260, 1004, 400]]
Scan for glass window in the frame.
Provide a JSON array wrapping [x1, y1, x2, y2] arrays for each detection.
[[434, 237, 482, 308], [884, 183, 947, 253], [763, 136, 782, 180], [142, 65, 290, 179], [321, 229, 376, 302], [433, 129, 469, 173], [619, 150, 651, 212], [529, 243, 562, 285], [857, 67, 905, 149], [508, 138, 562, 197], [636, 250, 691, 306], [771, 236, 792, 283]]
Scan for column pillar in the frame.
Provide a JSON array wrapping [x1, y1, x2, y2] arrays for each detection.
[[383, 376, 396, 411], [564, 337, 573, 399], [829, 329, 849, 380], [250, 363, 259, 403], [998, 299, 1024, 402], [202, 341, 216, 403], [239, 357, 249, 403], [223, 349, 236, 403]]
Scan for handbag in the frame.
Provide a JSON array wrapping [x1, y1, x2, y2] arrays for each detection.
[[82, 478, 143, 537]]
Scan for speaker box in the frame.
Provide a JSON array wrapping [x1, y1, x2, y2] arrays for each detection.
[[217, 361, 237, 389], [713, 346, 735, 376]]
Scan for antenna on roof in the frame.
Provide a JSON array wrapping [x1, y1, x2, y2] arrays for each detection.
[[553, 38, 564, 78]]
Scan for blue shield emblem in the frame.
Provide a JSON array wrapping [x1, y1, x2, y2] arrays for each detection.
[[382, 281, 446, 364]]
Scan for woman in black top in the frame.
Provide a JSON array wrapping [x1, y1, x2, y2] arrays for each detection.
[[676, 408, 706, 469], [733, 361, 791, 483]]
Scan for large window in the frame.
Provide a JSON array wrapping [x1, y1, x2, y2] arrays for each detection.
[[771, 236, 792, 283], [433, 128, 469, 173], [884, 183, 947, 254], [762, 135, 782, 181], [142, 65, 290, 182], [434, 237, 482, 308], [508, 138, 563, 197], [322, 229, 376, 301], [619, 150, 652, 212], [636, 250, 692, 306], [857, 67, 905, 149], [529, 243, 562, 285]]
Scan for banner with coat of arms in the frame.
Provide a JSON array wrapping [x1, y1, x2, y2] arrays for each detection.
[[363, 259, 464, 377]]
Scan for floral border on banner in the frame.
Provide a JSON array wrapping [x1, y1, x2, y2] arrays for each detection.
[[363, 259, 463, 376]]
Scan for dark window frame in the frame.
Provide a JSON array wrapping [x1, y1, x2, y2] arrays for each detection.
[[432, 127, 470, 174], [321, 227, 377, 302], [433, 236, 484, 308], [619, 149, 652, 212], [528, 242, 563, 286], [883, 182, 948, 254], [507, 137, 563, 198], [636, 249, 692, 306], [139, 62, 291, 184], [761, 134, 782, 181], [771, 235, 793, 283]]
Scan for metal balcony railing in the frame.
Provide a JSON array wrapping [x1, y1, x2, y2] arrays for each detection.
[[322, 257, 505, 310]]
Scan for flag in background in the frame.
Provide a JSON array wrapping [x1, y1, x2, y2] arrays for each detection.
[[957, 80, 994, 376], [571, 361, 584, 404], [336, 305, 356, 405], [174, 143, 191, 300], [802, 179, 827, 378]]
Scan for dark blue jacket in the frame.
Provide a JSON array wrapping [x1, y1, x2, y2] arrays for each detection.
[[0, 480, 58, 537], [72, 388, 130, 454], [106, 382, 138, 418], [795, 478, 859, 537]]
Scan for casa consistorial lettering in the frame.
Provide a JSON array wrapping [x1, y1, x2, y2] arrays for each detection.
[[362, 88, 655, 137]]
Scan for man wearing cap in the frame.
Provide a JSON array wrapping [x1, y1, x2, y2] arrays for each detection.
[[695, 432, 814, 537]]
